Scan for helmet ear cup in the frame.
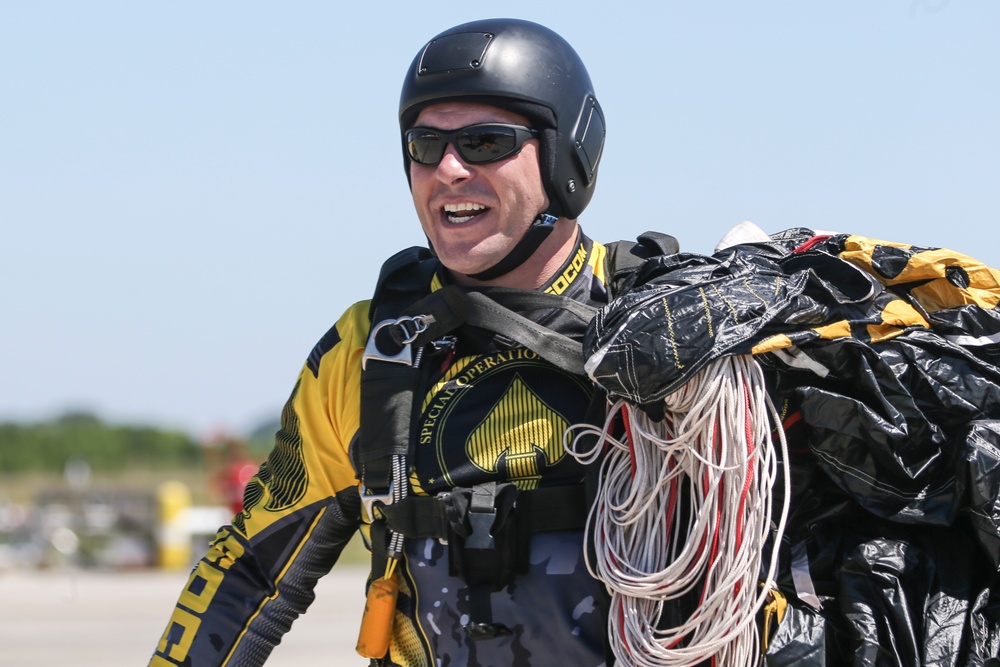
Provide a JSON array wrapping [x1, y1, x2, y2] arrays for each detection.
[[399, 19, 605, 221], [572, 96, 605, 188], [561, 94, 606, 218]]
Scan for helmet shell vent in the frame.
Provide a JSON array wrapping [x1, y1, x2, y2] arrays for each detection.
[[418, 32, 494, 75], [573, 96, 605, 185]]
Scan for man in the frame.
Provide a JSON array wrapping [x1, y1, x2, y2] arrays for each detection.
[[150, 18, 623, 667], [151, 16, 1000, 667]]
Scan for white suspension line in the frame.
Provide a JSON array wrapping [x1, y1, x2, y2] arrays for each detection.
[[566, 355, 791, 667]]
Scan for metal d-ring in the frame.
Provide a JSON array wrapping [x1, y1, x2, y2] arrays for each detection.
[[361, 315, 435, 370]]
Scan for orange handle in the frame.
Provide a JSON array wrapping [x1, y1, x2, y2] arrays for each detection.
[[355, 576, 399, 659]]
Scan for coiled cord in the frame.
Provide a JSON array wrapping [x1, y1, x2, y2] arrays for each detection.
[[567, 355, 791, 667]]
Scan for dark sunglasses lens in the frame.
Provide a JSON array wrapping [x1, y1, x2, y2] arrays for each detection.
[[457, 127, 519, 163], [406, 131, 446, 165]]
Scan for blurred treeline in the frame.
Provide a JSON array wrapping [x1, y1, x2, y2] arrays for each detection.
[[0, 412, 202, 474]]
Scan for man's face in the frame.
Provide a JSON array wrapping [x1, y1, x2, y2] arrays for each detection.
[[408, 102, 549, 278]]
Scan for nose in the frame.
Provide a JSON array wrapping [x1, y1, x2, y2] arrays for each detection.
[[435, 144, 473, 186]]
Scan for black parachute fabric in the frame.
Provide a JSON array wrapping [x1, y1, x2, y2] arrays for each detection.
[[584, 228, 1000, 666]]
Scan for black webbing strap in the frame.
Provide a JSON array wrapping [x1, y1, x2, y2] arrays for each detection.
[[476, 286, 599, 323], [461, 290, 595, 376], [393, 286, 593, 374], [378, 484, 588, 540], [359, 362, 422, 480], [359, 247, 440, 497], [369, 246, 436, 325], [515, 483, 589, 532], [465, 583, 512, 641], [399, 286, 596, 371], [369, 517, 390, 586], [605, 231, 680, 295]]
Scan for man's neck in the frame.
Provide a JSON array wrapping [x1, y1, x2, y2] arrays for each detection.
[[450, 220, 580, 290]]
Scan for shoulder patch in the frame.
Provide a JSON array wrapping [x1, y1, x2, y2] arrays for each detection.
[[306, 325, 341, 378]]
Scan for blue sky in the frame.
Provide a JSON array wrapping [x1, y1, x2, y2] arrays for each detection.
[[3, 1, 997, 439]]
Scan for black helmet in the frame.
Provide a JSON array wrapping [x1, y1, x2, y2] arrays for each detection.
[[399, 18, 606, 280]]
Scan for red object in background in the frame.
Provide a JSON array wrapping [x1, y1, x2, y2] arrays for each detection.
[[206, 434, 261, 515], [223, 460, 259, 514]]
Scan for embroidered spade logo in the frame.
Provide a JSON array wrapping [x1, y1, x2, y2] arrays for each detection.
[[465, 375, 568, 490]]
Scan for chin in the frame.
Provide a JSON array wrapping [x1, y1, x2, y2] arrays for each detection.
[[436, 245, 499, 275], [441, 260, 484, 277], [436, 254, 492, 279]]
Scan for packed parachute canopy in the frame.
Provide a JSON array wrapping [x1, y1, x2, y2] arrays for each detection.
[[583, 224, 1000, 665]]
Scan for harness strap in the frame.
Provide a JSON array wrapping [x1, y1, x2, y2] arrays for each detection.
[[359, 362, 423, 488], [465, 584, 513, 641], [606, 231, 681, 294], [389, 286, 595, 375], [461, 289, 594, 375], [359, 247, 439, 499], [377, 484, 589, 540], [476, 286, 599, 322]]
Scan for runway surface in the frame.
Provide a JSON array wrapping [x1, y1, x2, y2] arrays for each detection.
[[0, 566, 370, 666]]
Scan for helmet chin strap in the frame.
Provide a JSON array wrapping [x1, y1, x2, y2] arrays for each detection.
[[466, 214, 558, 282]]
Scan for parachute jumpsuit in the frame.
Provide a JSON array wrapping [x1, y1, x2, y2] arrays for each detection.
[[150, 232, 613, 667]]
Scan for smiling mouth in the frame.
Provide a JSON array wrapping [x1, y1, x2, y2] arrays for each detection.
[[443, 202, 489, 224]]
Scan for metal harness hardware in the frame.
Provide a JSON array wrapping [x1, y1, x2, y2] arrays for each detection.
[[361, 315, 436, 369], [359, 481, 394, 524]]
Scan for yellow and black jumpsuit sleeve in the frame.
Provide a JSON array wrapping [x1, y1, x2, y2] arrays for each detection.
[[150, 301, 371, 667]]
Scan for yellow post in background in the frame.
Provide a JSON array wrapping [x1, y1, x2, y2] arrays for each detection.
[[157, 480, 192, 569]]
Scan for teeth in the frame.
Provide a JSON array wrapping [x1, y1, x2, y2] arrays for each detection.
[[443, 203, 487, 213], [443, 202, 488, 224]]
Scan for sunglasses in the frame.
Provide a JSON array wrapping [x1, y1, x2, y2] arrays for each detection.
[[405, 123, 539, 166]]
